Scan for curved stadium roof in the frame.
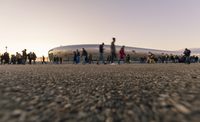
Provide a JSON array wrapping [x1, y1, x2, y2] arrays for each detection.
[[49, 44, 176, 54]]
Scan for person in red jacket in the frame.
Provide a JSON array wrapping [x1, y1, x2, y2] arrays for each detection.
[[118, 46, 126, 64]]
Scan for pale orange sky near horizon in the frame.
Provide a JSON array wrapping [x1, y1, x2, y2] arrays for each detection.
[[0, 0, 200, 56]]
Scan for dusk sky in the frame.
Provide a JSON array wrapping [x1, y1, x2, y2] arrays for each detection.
[[0, 0, 200, 56]]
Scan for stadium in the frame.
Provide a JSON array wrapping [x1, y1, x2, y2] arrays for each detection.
[[48, 44, 176, 62]]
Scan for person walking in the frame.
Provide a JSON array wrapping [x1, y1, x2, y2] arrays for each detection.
[[110, 37, 116, 64], [81, 48, 88, 64], [59, 57, 63, 64], [16, 52, 22, 64], [73, 51, 77, 64], [118, 46, 126, 64], [22, 49, 27, 64], [4, 52, 10, 64], [76, 49, 80, 64], [42, 56, 46, 64], [99, 43, 105, 64], [27, 52, 33, 64], [147, 52, 155, 63], [32, 52, 37, 64], [11, 55, 17, 64], [184, 48, 191, 64]]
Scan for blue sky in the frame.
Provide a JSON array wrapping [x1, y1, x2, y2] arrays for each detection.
[[0, 0, 200, 56]]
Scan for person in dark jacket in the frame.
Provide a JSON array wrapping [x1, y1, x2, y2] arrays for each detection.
[[11, 55, 17, 64], [99, 43, 105, 64], [73, 51, 77, 64], [22, 49, 27, 64], [76, 49, 80, 64], [4, 52, 10, 64], [42, 56, 46, 64], [81, 48, 88, 64], [110, 37, 116, 64], [27, 52, 33, 64], [59, 57, 62, 64], [32, 52, 37, 64], [184, 48, 191, 64]]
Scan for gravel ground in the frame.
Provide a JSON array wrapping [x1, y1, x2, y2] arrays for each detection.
[[0, 64, 200, 122]]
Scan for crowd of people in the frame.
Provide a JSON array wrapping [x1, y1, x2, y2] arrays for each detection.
[[52, 56, 63, 64], [145, 48, 198, 64], [71, 38, 130, 65], [71, 38, 199, 65], [0, 49, 38, 65], [1, 38, 199, 65], [72, 48, 93, 64]]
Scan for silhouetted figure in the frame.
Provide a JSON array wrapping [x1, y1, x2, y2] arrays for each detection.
[[106, 55, 111, 64], [32, 52, 37, 64], [22, 49, 27, 64], [59, 57, 62, 64], [16, 52, 22, 64], [53, 57, 56, 64], [42, 56, 46, 64], [118, 46, 126, 64], [11, 55, 17, 64], [27, 52, 33, 64], [0, 54, 4, 64], [165, 54, 169, 63], [111, 37, 116, 64], [140, 56, 146, 63], [99, 43, 105, 64], [195, 56, 199, 63], [81, 48, 88, 64], [126, 54, 131, 64], [76, 49, 80, 64], [53, 56, 58, 64], [56, 56, 59, 64], [4, 52, 10, 64], [73, 51, 77, 64], [184, 48, 191, 64], [179, 55, 185, 63], [175, 55, 179, 63], [147, 52, 155, 63], [170, 54, 175, 63], [161, 53, 165, 63]]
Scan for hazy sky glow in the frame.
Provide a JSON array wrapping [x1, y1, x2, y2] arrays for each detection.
[[0, 0, 200, 56]]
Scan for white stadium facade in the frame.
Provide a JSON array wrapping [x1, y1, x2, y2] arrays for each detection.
[[48, 44, 177, 62]]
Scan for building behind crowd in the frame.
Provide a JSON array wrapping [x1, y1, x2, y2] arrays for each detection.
[[48, 44, 176, 62]]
